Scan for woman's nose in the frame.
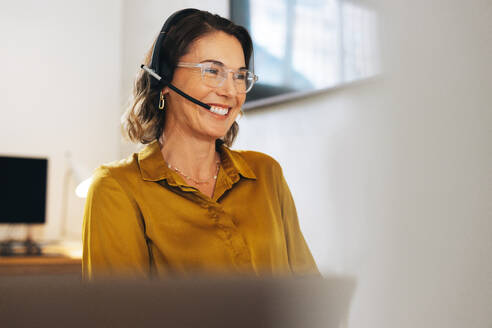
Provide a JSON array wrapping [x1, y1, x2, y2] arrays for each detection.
[[217, 71, 237, 96]]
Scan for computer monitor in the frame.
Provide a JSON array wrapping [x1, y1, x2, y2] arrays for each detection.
[[0, 156, 48, 224]]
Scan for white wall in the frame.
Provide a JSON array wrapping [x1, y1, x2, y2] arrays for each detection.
[[235, 0, 492, 327], [0, 0, 123, 241]]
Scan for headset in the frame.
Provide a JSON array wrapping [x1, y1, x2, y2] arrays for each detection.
[[140, 8, 212, 111]]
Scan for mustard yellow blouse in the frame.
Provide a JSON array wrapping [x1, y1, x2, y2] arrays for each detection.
[[82, 140, 318, 279]]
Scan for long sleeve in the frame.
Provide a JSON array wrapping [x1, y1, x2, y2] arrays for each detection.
[[82, 167, 150, 279], [278, 168, 320, 276]]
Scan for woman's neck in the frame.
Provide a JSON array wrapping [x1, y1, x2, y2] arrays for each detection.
[[159, 129, 219, 181]]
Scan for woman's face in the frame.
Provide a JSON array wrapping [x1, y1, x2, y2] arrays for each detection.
[[163, 31, 247, 141]]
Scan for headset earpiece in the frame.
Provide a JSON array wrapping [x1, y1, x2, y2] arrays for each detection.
[[149, 8, 199, 89]]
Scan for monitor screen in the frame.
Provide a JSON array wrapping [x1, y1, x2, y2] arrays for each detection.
[[0, 156, 48, 224]]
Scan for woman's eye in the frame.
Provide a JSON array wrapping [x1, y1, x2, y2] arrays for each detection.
[[204, 68, 220, 75], [235, 73, 246, 80]]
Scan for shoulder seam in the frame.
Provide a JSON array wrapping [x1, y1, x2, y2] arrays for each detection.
[[100, 167, 137, 208]]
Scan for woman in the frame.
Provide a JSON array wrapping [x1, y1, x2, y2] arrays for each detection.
[[82, 9, 318, 279]]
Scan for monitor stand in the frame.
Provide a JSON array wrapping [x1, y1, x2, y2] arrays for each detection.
[[0, 226, 42, 256]]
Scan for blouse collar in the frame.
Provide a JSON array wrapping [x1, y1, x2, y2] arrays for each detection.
[[137, 140, 256, 183]]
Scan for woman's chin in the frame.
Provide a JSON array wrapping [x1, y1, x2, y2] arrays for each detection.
[[209, 131, 230, 141], [202, 123, 235, 141], [195, 127, 227, 142]]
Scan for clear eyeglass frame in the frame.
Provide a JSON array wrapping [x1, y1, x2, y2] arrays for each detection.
[[176, 61, 258, 94]]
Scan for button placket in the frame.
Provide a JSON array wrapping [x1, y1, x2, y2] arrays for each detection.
[[210, 209, 253, 270]]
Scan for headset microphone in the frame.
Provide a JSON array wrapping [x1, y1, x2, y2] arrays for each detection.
[[140, 65, 211, 110]]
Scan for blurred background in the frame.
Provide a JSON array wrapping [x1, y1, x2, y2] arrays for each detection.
[[0, 0, 491, 327]]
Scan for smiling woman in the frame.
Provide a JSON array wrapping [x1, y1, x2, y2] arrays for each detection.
[[82, 8, 318, 279]]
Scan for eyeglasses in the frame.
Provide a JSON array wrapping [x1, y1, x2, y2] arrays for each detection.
[[176, 61, 258, 94]]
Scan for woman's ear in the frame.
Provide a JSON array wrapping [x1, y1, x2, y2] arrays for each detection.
[[161, 87, 170, 95]]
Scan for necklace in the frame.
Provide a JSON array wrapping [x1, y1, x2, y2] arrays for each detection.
[[167, 160, 220, 185], [158, 135, 220, 185]]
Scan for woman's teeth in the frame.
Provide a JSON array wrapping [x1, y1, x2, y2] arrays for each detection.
[[209, 105, 229, 116]]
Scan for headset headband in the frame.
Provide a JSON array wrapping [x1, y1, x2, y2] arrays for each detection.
[[149, 8, 200, 88]]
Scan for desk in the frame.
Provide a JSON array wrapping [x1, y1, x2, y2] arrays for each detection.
[[0, 256, 81, 276], [0, 276, 355, 328]]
